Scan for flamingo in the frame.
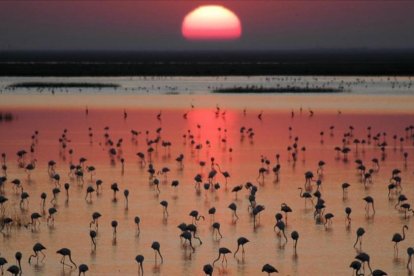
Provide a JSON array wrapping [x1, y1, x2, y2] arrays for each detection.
[[363, 196, 375, 216], [180, 231, 195, 252], [14, 252, 21, 273], [342, 183, 350, 198], [28, 243, 46, 264], [233, 237, 249, 257], [111, 220, 118, 239], [228, 203, 239, 221], [253, 205, 265, 228], [78, 264, 89, 275], [160, 200, 168, 217], [0, 257, 7, 275], [212, 247, 231, 266], [56, 248, 77, 269], [90, 212, 101, 230], [135, 255, 144, 275], [355, 252, 372, 274], [189, 210, 204, 224], [124, 189, 129, 209], [203, 264, 213, 275], [407, 247, 414, 270], [110, 183, 119, 201], [349, 260, 362, 275], [275, 220, 288, 243], [231, 185, 243, 199], [372, 269, 387, 276], [392, 225, 408, 256], [212, 222, 223, 239], [281, 203, 292, 225], [291, 231, 299, 250], [262, 263, 278, 274], [90, 230, 97, 249], [324, 213, 334, 228], [6, 265, 19, 276], [298, 187, 313, 205], [151, 241, 163, 264]]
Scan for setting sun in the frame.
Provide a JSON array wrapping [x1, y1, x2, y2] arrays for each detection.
[[182, 5, 242, 40]]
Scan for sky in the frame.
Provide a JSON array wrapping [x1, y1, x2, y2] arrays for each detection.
[[0, 1, 414, 51]]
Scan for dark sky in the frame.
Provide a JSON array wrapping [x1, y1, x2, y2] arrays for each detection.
[[1, 1, 414, 51]]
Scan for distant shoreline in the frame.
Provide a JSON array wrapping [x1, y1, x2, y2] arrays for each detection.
[[213, 86, 344, 93], [6, 82, 119, 89]]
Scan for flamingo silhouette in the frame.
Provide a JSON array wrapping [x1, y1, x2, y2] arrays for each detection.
[[363, 196, 375, 216], [111, 220, 118, 239], [56, 248, 77, 269], [262, 263, 278, 274], [298, 188, 313, 205], [252, 205, 265, 228], [160, 200, 168, 218], [355, 252, 372, 274], [151, 241, 163, 264], [212, 222, 223, 239], [372, 269, 387, 276], [203, 264, 213, 276], [231, 185, 243, 199], [90, 230, 97, 249], [6, 265, 19, 276], [64, 183, 70, 200], [400, 203, 414, 219], [228, 203, 239, 221], [180, 231, 195, 252], [215, 163, 230, 185], [15, 252, 22, 273], [0, 257, 7, 274], [233, 237, 249, 257], [185, 223, 202, 244], [26, 212, 42, 230], [324, 213, 334, 228], [19, 190, 29, 209], [111, 183, 119, 201], [85, 186, 95, 202], [28, 243, 46, 264], [51, 187, 60, 205], [291, 231, 299, 250], [78, 264, 89, 275], [275, 220, 288, 243], [354, 227, 365, 249], [407, 247, 414, 270], [208, 207, 216, 222], [342, 183, 350, 198], [90, 212, 101, 231], [0, 195, 8, 216], [349, 260, 362, 275], [392, 225, 408, 256], [344, 207, 352, 226], [189, 210, 204, 224], [281, 203, 292, 225], [395, 194, 407, 209], [135, 255, 144, 275], [212, 247, 231, 266]]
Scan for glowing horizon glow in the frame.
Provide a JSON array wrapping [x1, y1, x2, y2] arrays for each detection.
[[182, 5, 242, 40]]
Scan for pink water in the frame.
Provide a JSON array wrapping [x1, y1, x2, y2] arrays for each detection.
[[0, 105, 413, 275]]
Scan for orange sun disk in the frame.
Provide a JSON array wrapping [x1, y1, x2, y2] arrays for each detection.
[[182, 5, 242, 40]]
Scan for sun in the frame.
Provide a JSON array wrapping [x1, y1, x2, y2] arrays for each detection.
[[182, 5, 242, 40]]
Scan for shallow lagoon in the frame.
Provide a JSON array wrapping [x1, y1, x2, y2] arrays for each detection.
[[0, 78, 414, 275]]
